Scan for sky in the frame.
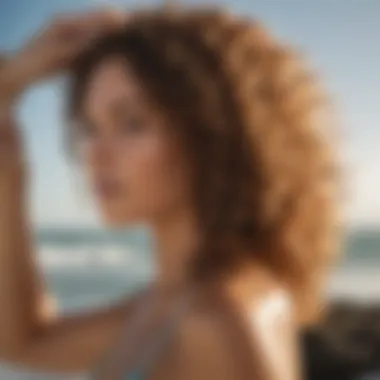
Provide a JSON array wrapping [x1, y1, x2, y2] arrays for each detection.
[[0, 0, 379, 229]]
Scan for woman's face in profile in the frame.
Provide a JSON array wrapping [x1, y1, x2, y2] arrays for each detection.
[[76, 57, 191, 226]]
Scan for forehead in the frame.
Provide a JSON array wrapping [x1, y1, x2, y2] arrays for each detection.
[[82, 56, 144, 111]]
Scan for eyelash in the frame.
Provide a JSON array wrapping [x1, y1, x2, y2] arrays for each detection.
[[74, 116, 146, 140], [120, 116, 145, 134]]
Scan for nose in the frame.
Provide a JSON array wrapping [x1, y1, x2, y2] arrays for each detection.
[[86, 135, 116, 170]]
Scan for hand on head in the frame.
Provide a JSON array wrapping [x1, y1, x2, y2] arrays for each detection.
[[0, 9, 128, 100]]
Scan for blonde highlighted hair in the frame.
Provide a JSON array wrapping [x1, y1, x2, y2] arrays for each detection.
[[68, 6, 342, 325]]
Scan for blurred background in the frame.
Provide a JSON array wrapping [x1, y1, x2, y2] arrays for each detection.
[[0, 0, 379, 379]]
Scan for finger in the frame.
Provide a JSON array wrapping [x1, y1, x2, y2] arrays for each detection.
[[56, 8, 127, 34], [54, 9, 127, 45]]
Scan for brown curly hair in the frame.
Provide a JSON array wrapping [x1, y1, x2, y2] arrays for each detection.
[[67, 6, 341, 325]]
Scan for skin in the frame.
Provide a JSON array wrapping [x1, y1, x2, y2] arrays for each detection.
[[0, 9, 300, 380]]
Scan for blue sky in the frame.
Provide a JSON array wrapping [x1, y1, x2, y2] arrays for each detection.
[[0, 0, 379, 228]]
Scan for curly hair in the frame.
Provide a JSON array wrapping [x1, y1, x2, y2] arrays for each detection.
[[67, 6, 341, 325]]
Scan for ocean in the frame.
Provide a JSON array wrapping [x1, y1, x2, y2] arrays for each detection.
[[0, 227, 379, 379]]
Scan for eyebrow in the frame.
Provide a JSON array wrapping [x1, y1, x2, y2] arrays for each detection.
[[79, 93, 147, 125], [108, 94, 145, 117]]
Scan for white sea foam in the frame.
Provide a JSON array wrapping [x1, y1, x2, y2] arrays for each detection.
[[37, 245, 140, 270], [36, 245, 380, 299], [327, 266, 380, 300]]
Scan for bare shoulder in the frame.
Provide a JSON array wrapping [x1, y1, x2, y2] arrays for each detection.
[[228, 265, 302, 380], [151, 269, 301, 380], [151, 295, 250, 380], [246, 288, 300, 380]]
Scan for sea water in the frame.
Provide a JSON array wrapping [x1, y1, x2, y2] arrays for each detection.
[[0, 227, 379, 379]]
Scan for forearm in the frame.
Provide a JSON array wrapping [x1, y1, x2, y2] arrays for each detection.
[[0, 190, 134, 372], [0, 76, 54, 356], [0, 164, 53, 354], [0, 177, 128, 372]]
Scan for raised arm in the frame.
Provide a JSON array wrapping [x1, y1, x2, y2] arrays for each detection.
[[0, 10, 142, 373]]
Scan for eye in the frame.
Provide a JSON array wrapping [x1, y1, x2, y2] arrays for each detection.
[[120, 115, 146, 134]]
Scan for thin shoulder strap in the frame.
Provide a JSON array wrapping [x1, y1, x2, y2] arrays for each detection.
[[130, 290, 194, 378], [91, 287, 153, 380]]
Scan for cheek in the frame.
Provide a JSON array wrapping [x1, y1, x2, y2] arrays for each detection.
[[119, 135, 191, 220]]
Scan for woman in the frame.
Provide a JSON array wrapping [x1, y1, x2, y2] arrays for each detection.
[[0, 5, 340, 380]]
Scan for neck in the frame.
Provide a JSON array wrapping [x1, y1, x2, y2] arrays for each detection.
[[151, 206, 202, 292]]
